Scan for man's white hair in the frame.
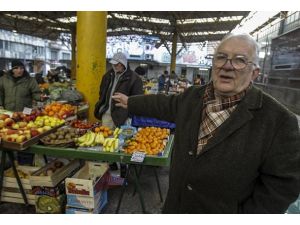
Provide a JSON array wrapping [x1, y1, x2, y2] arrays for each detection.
[[216, 33, 260, 67]]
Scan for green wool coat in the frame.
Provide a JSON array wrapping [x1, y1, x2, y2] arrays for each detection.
[[128, 85, 300, 213], [0, 73, 41, 112]]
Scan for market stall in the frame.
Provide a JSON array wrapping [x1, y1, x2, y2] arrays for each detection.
[[0, 104, 174, 213]]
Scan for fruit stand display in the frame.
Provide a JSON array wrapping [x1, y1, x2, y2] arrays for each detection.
[[0, 100, 175, 213]]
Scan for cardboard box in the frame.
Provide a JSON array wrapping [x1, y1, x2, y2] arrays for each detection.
[[65, 161, 109, 209], [66, 191, 107, 213], [30, 159, 80, 187]]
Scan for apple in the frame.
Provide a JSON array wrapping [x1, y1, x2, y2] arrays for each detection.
[[16, 135, 26, 143], [4, 118, 15, 127], [30, 129, 39, 137], [42, 125, 52, 131], [26, 121, 36, 129], [12, 123, 20, 130], [0, 114, 10, 120], [18, 121, 28, 128], [12, 112, 21, 122], [24, 133, 31, 140], [0, 120, 4, 128], [6, 129, 18, 135], [37, 128, 44, 134]]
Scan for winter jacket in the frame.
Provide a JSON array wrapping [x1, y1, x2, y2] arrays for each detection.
[[128, 84, 300, 213], [94, 66, 143, 127], [0, 71, 41, 112]]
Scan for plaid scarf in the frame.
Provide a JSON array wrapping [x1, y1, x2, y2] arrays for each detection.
[[197, 82, 250, 154]]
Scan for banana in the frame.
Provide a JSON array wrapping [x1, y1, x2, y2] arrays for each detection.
[[107, 138, 114, 147], [95, 133, 103, 145], [79, 132, 91, 146], [113, 128, 119, 137], [84, 132, 96, 146], [109, 145, 114, 152], [78, 133, 89, 143], [103, 138, 109, 146], [99, 133, 105, 144], [113, 139, 119, 150]]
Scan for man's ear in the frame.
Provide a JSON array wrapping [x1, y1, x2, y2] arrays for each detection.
[[251, 68, 260, 81]]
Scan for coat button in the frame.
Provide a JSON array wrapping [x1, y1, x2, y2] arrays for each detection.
[[187, 184, 193, 191], [188, 151, 193, 156]]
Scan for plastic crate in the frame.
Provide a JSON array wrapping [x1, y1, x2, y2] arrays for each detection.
[[131, 115, 176, 129]]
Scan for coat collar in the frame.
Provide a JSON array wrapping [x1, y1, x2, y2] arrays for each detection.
[[199, 85, 263, 154]]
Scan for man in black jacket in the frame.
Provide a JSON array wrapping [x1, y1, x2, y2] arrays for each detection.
[[112, 34, 300, 213], [94, 52, 143, 129]]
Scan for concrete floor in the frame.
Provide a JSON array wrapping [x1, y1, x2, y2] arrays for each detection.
[[0, 166, 170, 214]]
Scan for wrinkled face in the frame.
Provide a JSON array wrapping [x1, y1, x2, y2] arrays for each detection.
[[12, 66, 25, 77], [212, 37, 260, 96], [112, 62, 125, 74]]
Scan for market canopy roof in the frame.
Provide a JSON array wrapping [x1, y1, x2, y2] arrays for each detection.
[[0, 11, 250, 45]]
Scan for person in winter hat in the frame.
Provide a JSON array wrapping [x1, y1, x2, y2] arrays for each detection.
[[94, 52, 143, 177], [0, 59, 41, 111], [94, 52, 143, 129]]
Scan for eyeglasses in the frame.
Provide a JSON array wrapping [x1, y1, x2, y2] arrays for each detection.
[[213, 54, 256, 70]]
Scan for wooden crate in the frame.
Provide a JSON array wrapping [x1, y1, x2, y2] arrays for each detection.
[[30, 159, 80, 187], [3, 165, 40, 189], [1, 190, 35, 205]]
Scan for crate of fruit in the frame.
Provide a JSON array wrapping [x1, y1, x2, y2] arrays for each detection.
[[40, 127, 80, 148], [1, 165, 41, 205], [30, 159, 81, 187]]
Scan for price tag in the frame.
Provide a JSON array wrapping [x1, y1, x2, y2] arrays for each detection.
[[23, 107, 32, 115], [130, 151, 146, 163]]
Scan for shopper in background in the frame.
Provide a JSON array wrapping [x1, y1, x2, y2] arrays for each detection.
[[94, 52, 143, 129], [0, 60, 41, 111], [134, 66, 146, 78], [94, 52, 143, 177], [194, 74, 201, 85], [112, 33, 300, 213], [0, 70, 5, 78], [158, 70, 168, 92]]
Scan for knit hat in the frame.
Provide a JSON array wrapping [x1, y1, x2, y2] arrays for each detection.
[[109, 52, 128, 67], [11, 60, 25, 69]]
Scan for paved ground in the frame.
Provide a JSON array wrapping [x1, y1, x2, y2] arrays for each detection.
[[0, 165, 169, 214]]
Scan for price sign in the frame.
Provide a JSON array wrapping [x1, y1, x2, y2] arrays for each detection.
[[130, 151, 146, 163], [23, 107, 32, 115]]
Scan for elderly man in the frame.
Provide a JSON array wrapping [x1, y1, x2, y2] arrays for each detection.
[[112, 34, 300, 213]]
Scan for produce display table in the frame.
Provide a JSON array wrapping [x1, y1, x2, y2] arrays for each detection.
[[0, 135, 174, 213], [27, 135, 174, 167]]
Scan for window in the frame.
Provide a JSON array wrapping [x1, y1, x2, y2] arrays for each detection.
[[4, 41, 10, 51], [51, 50, 58, 60], [0, 40, 3, 49], [62, 52, 70, 60]]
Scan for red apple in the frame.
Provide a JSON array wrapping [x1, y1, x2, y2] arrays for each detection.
[[6, 129, 18, 135], [30, 129, 39, 137], [12, 112, 21, 122], [4, 118, 15, 127]]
